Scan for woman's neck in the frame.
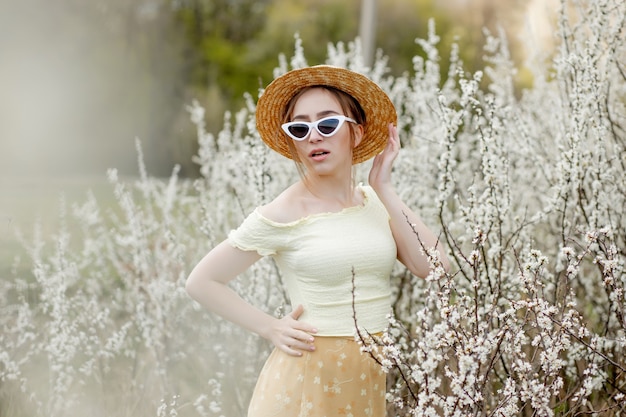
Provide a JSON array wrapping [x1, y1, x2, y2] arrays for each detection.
[[301, 173, 357, 207]]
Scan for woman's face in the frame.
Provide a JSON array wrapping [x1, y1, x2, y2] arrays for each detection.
[[288, 88, 362, 176]]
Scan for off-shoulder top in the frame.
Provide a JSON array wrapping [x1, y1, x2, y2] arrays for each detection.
[[227, 185, 397, 336]]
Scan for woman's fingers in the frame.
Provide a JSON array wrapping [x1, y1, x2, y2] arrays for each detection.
[[369, 124, 400, 188], [288, 305, 318, 334], [290, 304, 304, 320], [387, 123, 400, 155], [280, 331, 315, 356], [283, 335, 315, 355], [274, 305, 317, 356]]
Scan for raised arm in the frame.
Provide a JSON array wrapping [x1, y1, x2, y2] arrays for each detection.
[[185, 240, 317, 356], [368, 124, 451, 278]]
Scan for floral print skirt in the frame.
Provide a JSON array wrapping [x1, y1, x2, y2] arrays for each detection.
[[248, 336, 386, 417]]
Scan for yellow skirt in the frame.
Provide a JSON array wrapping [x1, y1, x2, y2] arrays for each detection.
[[248, 336, 386, 417]]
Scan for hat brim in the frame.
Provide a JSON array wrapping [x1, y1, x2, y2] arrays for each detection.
[[255, 65, 397, 165]]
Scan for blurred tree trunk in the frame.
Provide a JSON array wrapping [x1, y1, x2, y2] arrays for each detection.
[[359, 0, 377, 67]]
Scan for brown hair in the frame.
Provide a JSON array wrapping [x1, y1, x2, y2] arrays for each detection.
[[281, 86, 366, 177]]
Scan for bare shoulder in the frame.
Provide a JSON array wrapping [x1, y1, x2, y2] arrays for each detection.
[[257, 183, 306, 223]]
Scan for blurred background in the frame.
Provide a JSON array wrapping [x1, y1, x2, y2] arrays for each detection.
[[0, 0, 558, 314], [0, 0, 557, 179]]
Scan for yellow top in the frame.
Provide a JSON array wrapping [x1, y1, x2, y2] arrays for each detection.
[[228, 185, 397, 336]]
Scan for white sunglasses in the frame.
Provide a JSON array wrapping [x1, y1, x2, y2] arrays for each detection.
[[281, 115, 357, 141]]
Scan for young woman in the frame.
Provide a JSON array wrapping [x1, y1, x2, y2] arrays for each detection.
[[186, 65, 450, 417]]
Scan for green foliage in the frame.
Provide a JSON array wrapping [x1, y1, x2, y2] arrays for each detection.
[[0, 0, 542, 179], [173, 0, 273, 101], [251, 0, 359, 66], [375, 0, 439, 74], [173, 0, 533, 127]]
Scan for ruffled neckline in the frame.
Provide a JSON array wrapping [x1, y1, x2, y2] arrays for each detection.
[[254, 185, 371, 228]]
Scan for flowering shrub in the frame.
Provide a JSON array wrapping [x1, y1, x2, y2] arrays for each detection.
[[1, 0, 624, 416]]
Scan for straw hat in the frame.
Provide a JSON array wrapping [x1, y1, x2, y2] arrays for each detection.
[[255, 65, 397, 164]]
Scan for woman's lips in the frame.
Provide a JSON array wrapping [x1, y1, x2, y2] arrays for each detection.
[[309, 149, 330, 161]]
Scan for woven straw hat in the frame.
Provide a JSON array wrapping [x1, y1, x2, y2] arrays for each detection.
[[255, 65, 397, 164]]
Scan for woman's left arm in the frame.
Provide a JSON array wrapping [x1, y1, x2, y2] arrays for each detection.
[[369, 123, 451, 278]]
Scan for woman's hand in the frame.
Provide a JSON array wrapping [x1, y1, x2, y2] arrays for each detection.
[[369, 123, 400, 192], [268, 304, 317, 357], [364, 123, 452, 277]]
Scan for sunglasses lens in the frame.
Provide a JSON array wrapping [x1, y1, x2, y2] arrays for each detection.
[[317, 118, 340, 135], [287, 124, 310, 139]]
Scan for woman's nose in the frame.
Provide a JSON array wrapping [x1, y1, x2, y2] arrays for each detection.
[[308, 128, 323, 143]]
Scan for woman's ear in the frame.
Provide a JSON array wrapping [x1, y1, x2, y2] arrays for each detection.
[[352, 124, 364, 149]]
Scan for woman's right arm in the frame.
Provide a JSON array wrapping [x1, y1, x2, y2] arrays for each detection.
[[185, 240, 317, 356]]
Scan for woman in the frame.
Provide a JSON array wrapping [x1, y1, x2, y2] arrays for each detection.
[[186, 65, 450, 417]]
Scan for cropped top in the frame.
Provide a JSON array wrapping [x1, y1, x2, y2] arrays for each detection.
[[227, 185, 397, 336]]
